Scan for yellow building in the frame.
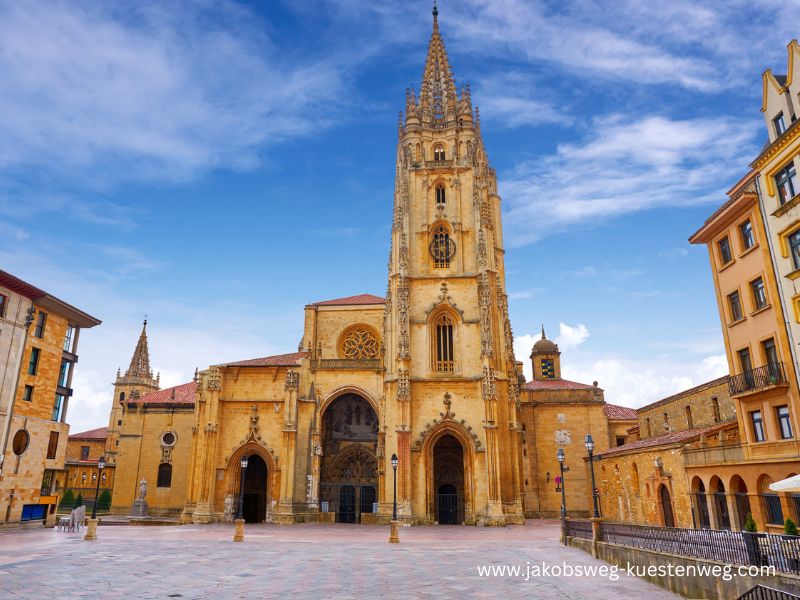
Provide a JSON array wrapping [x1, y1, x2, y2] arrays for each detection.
[[0, 270, 100, 527], [58, 427, 115, 508]]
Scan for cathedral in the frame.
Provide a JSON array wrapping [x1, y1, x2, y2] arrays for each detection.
[[105, 7, 630, 526]]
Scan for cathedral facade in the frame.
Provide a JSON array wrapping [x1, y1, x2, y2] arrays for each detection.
[[106, 9, 626, 526]]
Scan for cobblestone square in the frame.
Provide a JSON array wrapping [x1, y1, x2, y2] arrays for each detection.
[[0, 520, 677, 599]]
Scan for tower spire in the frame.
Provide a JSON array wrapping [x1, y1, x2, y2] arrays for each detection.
[[541, 324, 546, 340], [419, 0, 457, 125], [125, 318, 153, 380]]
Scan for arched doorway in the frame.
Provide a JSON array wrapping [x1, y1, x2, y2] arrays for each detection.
[[693, 477, 711, 529], [730, 475, 751, 530], [433, 434, 464, 525], [659, 484, 675, 528], [712, 477, 731, 530], [319, 393, 379, 523], [242, 454, 268, 523]]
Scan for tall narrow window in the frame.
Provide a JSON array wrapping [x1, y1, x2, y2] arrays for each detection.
[[52, 393, 65, 422], [81, 446, 90, 460], [718, 236, 732, 265], [34, 311, 47, 339], [763, 338, 779, 368], [728, 291, 742, 322], [0, 294, 6, 318], [157, 463, 172, 488], [46, 431, 59, 460], [433, 144, 445, 161], [774, 112, 787, 137], [22, 385, 33, 402], [775, 162, 798, 205], [777, 406, 793, 439], [739, 220, 755, 250], [430, 224, 454, 269], [751, 278, 767, 310], [646, 417, 651, 437], [63, 325, 74, 352], [58, 359, 70, 388], [791, 230, 800, 271], [751, 410, 765, 442], [712, 397, 721, 422], [27, 348, 40, 375], [435, 183, 446, 207], [685, 406, 693, 429], [434, 313, 455, 372]]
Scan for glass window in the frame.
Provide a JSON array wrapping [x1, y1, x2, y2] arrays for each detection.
[[435, 184, 446, 207], [739, 220, 755, 250], [765, 493, 784, 524], [434, 313, 455, 372], [63, 325, 74, 352], [81, 446, 90, 460], [541, 359, 555, 379], [718, 236, 732, 265], [0, 294, 6, 318], [751, 410, 765, 442], [774, 113, 787, 137], [27, 347, 40, 375], [778, 405, 793, 439], [775, 162, 798, 205], [433, 145, 445, 161], [728, 291, 743, 321], [763, 338, 779, 367], [430, 225, 453, 269], [22, 385, 33, 402], [46, 431, 59, 460], [58, 359, 70, 388], [40, 470, 54, 495], [52, 393, 65, 422], [34, 311, 46, 339], [751, 278, 767, 310], [791, 230, 800, 271], [712, 397, 721, 422]]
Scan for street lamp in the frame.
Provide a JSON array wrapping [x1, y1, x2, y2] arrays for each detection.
[[557, 448, 569, 544], [84, 456, 105, 541], [91, 456, 106, 519], [584, 434, 600, 518], [389, 453, 399, 544], [234, 456, 248, 542]]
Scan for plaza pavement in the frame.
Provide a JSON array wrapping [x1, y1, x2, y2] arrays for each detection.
[[0, 519, 678, 599]]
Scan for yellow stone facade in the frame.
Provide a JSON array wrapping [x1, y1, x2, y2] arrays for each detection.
[[57, 427, 115, 506]]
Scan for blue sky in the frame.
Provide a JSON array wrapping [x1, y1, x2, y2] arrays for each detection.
[[2, 0, 799, 433]]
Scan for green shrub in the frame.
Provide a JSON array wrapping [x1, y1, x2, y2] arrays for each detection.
[[785, 518, 798, 536], [97, 489, 112, 512], [59, 489, 75, 508], [75, 492, 83, 508], [744, 513, 758, 532]]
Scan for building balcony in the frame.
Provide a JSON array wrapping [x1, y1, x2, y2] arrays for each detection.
[[683, 443, 745, 467], [728, 363, 788, 397]]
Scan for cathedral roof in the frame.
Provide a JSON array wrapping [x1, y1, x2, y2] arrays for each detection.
[[127, 381, 196, 406], [602, 403, 638, 421], [309, 294, 385, 307], [522, 378, 595, 391], [69, 426, 108, 440], [222, 351, 308, 367]]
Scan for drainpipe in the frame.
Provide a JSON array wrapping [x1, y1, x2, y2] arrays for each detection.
[[755, 176, 800, 390], [0, 305, 35, 476]]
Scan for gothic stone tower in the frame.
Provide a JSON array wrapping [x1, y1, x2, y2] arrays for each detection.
[[105, 320, 159, 464], [384, 6, 525, 525]]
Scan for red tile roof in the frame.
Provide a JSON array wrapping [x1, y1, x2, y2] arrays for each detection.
[[310, 294, 385, 306], [0, 269, 44, 300], [222, 351, 308, 368], [595, 421, 735, 458], [128, 381, 196, 406], [603, 403, 638, 421], [522, 378, 596, 391], [69, 426, 108, 440]]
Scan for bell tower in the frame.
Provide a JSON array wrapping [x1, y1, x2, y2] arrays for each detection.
[[105, 319, 160, 464], [383, 4, 524, 524]]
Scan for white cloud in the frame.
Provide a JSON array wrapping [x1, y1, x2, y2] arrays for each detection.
[[0, 1, 348, 187], [513, 322, 590, 379], [502, 115, 760, 246], [557, 323, 590, 352]]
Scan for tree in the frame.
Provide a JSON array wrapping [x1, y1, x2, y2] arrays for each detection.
[[59, 489, 75, 508], [97, 489, 112, 512], [785, 518, 798, 536], [744, 513, 758, 532], [75, 492, 84, 508]]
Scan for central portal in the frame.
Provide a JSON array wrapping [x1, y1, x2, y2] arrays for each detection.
[[320, 393, 378, 523], [433, 434, 465, 525], [242, 454, 268, 523]]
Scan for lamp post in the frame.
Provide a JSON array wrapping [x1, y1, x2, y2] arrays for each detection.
[[234, 455, 248, 542], [389, 453, 399, 543], [557, 448, 569, 544], [84, 456, 105, 541], [584, 434, 600, 518]]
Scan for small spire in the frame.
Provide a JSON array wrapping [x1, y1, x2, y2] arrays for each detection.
[[433, 0, 438, 23], [541, 324, 546, 340]]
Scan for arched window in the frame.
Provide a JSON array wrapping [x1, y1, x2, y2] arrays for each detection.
[[435, 183, 446, 207], [631, 463, 640, 494], [434, 313, 455, 372], [157, 463, 172, 488], [430, 224, 454, 269], [119, 392, 125, 403], [433, 144, 445, 161]]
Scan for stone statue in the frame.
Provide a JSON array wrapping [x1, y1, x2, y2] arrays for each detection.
[[138, 479, 147, 501]]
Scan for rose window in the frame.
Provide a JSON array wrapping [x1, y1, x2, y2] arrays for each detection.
[[341, 328, 380, 359]]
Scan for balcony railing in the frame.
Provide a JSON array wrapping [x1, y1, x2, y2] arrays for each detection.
[[728, 363, 787, 396], [314, 359, 382, 370]]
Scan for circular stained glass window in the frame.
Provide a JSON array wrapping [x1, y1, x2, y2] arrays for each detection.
[[12, 430, 29, 455], [161, 431, 176, 447]]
